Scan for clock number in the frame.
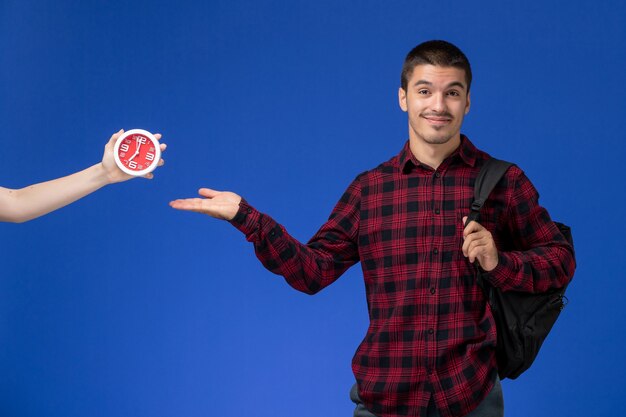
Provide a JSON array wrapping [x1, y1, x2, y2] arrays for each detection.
[[128, 161, 138, 169], [145, 152, 155, 162], [120, 143, 130, 152], [135, 136, 147, 145]]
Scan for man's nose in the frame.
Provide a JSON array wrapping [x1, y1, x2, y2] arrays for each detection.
[[430, 93, 446, 112]]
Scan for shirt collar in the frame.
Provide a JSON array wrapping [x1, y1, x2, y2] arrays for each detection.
[[399, 134, 479, 174]]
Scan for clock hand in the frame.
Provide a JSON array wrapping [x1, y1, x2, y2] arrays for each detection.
[[128, 152, 138, 162], [127, 137, 142, 162]]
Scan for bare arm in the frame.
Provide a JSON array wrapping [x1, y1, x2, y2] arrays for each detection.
[[0, 129, 166, 223]]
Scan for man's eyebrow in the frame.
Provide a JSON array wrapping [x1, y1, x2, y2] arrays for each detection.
[[412, 80, 467, 90], [446, 81, 467, 90]]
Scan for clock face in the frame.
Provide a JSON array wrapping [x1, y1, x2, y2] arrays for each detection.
[[113, 129, 161, 177]]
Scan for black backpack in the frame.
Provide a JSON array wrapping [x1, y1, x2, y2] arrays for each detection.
[[467, 158, 574, 379]]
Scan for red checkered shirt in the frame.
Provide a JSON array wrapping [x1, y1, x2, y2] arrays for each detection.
[[230, 136, 575, 417]]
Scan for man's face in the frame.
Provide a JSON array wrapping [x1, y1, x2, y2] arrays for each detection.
[[399, 64, 470, 147]]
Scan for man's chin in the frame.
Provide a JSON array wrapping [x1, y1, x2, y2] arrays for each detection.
[[424, 135, 454, 145]]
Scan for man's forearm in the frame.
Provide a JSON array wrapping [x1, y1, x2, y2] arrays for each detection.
[[231, 199, 359, 295]]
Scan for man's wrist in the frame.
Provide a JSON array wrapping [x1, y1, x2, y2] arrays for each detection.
[[482, 252, 511, 287], [229, 199, 263, 239], [230, 199, 252, 225]]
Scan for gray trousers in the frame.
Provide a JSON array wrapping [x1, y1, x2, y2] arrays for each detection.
[[350, 377, 504, 417]]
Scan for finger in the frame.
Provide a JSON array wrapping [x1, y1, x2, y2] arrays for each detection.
[[158, 158, 165, 167], [462, 217, 471, 239], [463, 220, 484, 238], [462, 217, 474, 238], [169, 199, 189, 209], [462, 231, 485, 257], [468, 240, 485, 263], [462, 232, 477, 257], [470, 234, 493, 263], [462, 216, 478, 229], [107, 129, 124, 146], [143, 172, 154, 180], [169, 199, 187, 209], [170, 198, 206, 212], [159, 143, 167, 151], [468, 247, 475, 263], [462, 236, 469, 257], [154, 133, 162, 140], [198, 188, 221, 198], [466, 239, 480, 263]]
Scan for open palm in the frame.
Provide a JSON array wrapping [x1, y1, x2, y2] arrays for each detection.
[[169, 188, 242, 220]]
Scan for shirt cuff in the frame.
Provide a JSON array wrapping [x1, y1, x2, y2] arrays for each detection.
[[482, 252, 516, 288], [229, 198, 261, 239]]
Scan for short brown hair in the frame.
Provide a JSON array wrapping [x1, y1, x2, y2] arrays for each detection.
[[400, 40, 472, 92]]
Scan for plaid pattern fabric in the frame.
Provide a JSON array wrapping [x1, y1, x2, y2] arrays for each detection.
[[230, 136, 575, 417]]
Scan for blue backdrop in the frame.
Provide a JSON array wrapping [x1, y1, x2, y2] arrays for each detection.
[[1, 1, 624, 416]]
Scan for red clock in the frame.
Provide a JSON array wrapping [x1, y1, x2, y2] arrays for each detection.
[[113, 129, 161, 176]]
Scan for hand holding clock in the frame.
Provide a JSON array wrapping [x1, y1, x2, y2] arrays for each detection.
[[0, 128, 167, 223], [103, 129, 166, 183]]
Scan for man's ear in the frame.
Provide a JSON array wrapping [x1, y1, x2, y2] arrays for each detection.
[[398, 87, 408, 112], [465, 92, 471, 115]]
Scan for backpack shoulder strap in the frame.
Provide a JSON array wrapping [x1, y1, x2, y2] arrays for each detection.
[[466, 158, 514, 225]]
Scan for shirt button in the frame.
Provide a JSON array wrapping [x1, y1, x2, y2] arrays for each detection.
[[247, 208, 252, 214], [435, 172, 441, 178], [430, 287, 436, 295], [434, 208, 440, 215], [270, 231, 275, 236], [428, 328, 434, 335], [433, 248, 439, 255]]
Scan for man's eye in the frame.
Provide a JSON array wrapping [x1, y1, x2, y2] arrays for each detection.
[[447, 91, 460, 97], [418, 89, 429, 95]]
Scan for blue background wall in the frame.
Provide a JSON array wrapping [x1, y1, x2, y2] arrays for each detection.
[[1, 1, 623, 416]]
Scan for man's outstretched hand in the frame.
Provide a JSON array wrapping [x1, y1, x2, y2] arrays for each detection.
[[169, 188, 242, 221]]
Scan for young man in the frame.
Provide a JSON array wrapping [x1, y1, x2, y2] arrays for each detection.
[[0, 129, 166, 223], [170, 40, 575, 417]]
